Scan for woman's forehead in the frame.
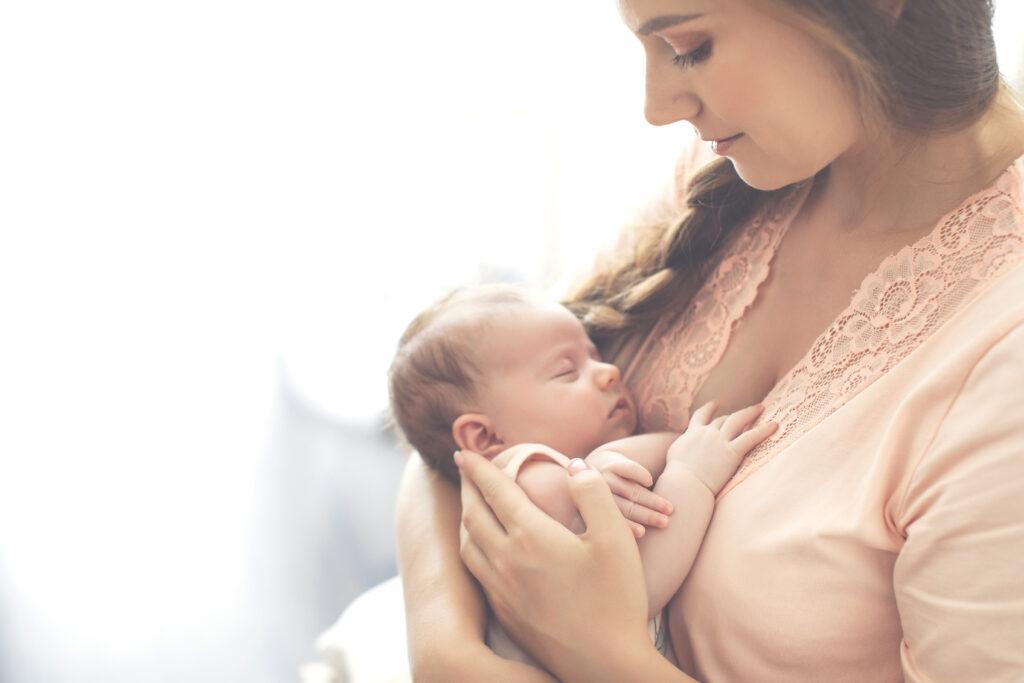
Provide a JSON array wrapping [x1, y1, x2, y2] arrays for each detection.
[[617, 0, 723, 33]]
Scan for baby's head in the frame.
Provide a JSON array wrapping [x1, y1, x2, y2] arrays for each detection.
[[388, 284, 637, 481]]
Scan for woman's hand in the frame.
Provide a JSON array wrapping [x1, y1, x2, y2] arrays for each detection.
[[456, 450, 658, 683]]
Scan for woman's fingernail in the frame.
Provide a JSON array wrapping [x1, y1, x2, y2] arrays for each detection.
[[453, 451, 464, 467], [663, 501, 674, 514], [568, 458, 590, 476]]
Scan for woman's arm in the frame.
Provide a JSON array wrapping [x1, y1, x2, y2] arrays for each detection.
[[893, 322, 1024, 680], [457, 450, 698, 683], [395, 452, 556, 682]]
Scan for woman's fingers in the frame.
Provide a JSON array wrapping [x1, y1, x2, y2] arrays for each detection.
[[459, 460, 512, 558], [711, 415, 728, 429], [730, 420, 779, 455], [458, 521, 497, 584], [566, 460, 636, 543], [456, 449, 548, 534], [689, 399, 719, 427], [721, 404, 765, 440]]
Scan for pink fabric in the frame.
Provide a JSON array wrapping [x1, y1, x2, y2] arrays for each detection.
[[622, 147, 1024, 681], [491, 443, 573, 480]]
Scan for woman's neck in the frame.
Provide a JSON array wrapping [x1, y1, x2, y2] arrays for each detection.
[[808, 87, 1024, 239]]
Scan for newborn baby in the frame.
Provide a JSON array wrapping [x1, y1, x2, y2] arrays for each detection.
[[388, 284, 777, 664]]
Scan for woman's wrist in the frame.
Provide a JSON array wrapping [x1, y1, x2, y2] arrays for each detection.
[[416, 641, 557, 683], [555, 635, 692, 683]]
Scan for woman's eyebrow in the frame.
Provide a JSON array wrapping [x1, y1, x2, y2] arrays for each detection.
[[637, 14, 703, 36]]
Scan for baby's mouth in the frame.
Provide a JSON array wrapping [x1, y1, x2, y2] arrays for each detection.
[[608, 397, 630, 418]]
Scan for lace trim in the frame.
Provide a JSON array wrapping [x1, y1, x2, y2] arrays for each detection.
[[720, 159, 1024, 496], [627, 181, 812, 433], [625, 154, 1024, 499]]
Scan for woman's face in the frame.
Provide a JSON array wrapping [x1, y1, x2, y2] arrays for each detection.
[[619, 0, 865, 190]]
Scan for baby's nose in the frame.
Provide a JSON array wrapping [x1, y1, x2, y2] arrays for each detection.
[[596, 362, 620, 387]]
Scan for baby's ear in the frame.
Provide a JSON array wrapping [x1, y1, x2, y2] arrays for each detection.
[[452, 414, 505, 457]]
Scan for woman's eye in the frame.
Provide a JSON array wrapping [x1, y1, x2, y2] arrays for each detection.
[[672, 40, 712, 69]]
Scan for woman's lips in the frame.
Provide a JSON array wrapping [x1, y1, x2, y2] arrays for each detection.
[[711, 133, 744, 155]]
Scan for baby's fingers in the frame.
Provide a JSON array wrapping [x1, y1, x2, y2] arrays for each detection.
[[605, 474, 672, 527], [689, 400, 719, 428], [722, 404, 765, 440], [612, 493, 671, 529], [602, 458, 654, 488], [730, 420, 779, 455]]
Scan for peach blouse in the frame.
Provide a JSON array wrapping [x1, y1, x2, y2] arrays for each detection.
[[620, 148, 1024, 682]]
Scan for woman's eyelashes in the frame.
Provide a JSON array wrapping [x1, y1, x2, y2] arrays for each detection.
[[672, 40, 713, 69]]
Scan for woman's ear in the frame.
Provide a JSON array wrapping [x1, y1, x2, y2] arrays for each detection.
[[453, 413, 506, 457]]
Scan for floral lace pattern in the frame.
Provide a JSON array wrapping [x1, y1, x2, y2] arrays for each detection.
[[627, 181, 812, 433], [627, 155, 1024, 499]]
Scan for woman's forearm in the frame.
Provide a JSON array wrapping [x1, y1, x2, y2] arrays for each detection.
[[396, 453, 488, 677], [395, 453, 557, 681], [569, 644, 696, 683]]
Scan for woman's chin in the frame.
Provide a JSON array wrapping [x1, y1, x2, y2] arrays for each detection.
[[733, 160, 809, 192]]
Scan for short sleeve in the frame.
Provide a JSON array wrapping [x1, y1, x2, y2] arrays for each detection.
[[893, 321, 1024, 682], [490, 443, 572, 481]]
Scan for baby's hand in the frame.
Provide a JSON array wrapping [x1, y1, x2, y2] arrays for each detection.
[[667, 400, 778, 495], [585, 449, 673, 537]]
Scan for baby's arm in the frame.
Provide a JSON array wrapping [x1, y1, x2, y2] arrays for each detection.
[[638, 401, 778, 618], [514, 460, 587, 533], [514, 444, 676, 537], [588, 431, 679, 481], [517, 418, 754, 537]]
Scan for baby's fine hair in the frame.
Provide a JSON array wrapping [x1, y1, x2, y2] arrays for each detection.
[[388, 284, 540, 481]]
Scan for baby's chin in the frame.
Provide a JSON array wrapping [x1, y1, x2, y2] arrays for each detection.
[[618, 410, 639, 438], [602, 411, 639, 445]]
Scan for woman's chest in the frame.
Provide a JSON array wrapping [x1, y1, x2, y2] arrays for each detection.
[[666, 380, 919, 680], [689, 226, 898, 416]]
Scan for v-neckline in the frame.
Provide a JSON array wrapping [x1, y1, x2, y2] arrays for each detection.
[[715, 152, 1024, 497], [622, 153, 1024, 499]]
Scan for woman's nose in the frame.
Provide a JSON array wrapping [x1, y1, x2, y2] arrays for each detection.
[[644, 60, 701, 126]]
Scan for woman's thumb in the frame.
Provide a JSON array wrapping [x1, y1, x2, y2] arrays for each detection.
[[566, 459, 626, 534]]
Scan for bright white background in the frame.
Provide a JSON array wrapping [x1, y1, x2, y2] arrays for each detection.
[[1, 1, 1022, 680]]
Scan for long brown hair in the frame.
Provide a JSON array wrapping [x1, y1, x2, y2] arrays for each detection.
[[564, 0, 1002, 354]]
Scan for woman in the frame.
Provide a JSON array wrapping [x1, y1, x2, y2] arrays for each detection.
[[398, 0, 1024, 680]]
